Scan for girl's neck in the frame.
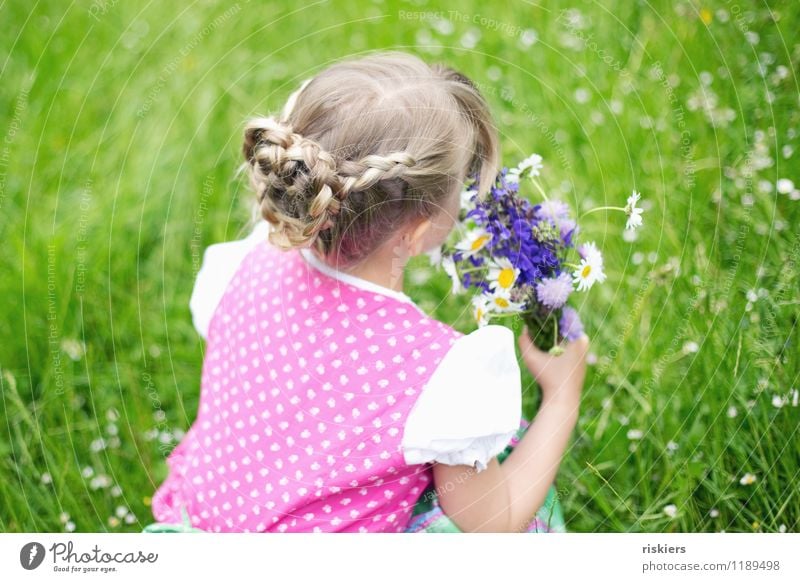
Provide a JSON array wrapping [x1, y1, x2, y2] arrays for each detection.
[[314, 241, 409, 294]]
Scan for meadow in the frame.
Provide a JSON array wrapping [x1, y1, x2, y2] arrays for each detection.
[[1, 0, 798, 533]]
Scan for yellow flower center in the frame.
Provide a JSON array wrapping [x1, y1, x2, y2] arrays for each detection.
[[581, 264, 592, 278], [471, 234, 490, 251], [494, 297, 510, 308], [498, 267, 515, 288], [474, 307, 484, 321]]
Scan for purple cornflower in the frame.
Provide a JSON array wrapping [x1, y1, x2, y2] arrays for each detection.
[[535, 272, 573, 309], [559, 307, 584, 342]]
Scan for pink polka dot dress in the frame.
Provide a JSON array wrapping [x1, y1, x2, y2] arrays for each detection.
[[151, 221, 522, 532]]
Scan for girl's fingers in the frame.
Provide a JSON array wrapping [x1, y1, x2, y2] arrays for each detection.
[[518, 326, 547, 370]]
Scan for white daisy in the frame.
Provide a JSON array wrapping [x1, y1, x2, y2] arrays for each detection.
[[507, 153, 544, 182], [441, 256, 462, 295], [663, 504, 678, 518], [487, 257, 520, 292], [460, 187, 477, 210], [488, 289, 525, 313], [573, 251, 606, 291], [625, 190, 644, 230], [425, 245, 443, 266], [455, 228, 492, 257], [578, 241, 603, 265], [471, 295, 492, 327]]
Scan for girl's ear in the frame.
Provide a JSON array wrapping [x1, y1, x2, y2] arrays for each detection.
[[405, 218, 433, 257]]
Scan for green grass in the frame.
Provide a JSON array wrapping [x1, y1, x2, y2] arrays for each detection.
[[1, 0, 798, 533]]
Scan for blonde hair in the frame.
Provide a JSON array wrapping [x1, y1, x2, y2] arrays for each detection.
[[242, 51, 499, 265]]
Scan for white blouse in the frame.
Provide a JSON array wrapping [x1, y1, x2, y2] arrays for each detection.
[[189, 220, 522, 472]]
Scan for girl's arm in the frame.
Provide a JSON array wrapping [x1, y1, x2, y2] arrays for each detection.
[[433, 330, 588, 533]]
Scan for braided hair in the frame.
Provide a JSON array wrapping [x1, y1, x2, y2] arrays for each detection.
[[242, 51, 498, 265]]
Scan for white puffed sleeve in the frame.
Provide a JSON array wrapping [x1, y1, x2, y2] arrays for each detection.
[[401, 325, 522, 472], [189, 220, 270, 339]]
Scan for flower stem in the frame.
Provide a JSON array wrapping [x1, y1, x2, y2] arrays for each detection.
[[530, 178, 549, 202], [490, 310, 536, 319], [582, 205, 627, 215], [553, 313, 559, 345]]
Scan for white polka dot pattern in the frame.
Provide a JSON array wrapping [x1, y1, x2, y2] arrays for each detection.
[[151, 241, 461, 532]]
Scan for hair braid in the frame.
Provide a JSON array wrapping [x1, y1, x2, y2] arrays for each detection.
[[243, 116, 343, 249]]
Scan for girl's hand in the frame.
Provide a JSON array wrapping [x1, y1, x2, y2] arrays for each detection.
[[518, 326, 589, 405]]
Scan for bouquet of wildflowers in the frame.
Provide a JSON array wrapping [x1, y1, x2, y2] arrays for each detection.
[[435, 154, 644, 354]]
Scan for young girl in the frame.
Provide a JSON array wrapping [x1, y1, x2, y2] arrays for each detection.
[[148, 51, 588, 534]]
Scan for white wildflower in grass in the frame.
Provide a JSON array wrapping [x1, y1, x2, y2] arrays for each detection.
[[65, 521, 76, 532], [455, 228, 492, 257], [683, 341, 700, 354], [771, 394, 786, 408], [666, 440, 679, 453], [471, 295, 491, 327], [663, 504, 678, 518], [115, 505, 129, 518], [624, 190, 644, 230], [791, 389, 799, 407], [124, 513, 137, 524], [89, 474, 112, 490], [726, 405, 738, 418], [709, 508, 720, 518], [778, 524, 787, 533], [90, 438, 106, 453], [573, 251, 606, 291], [40, 472, 52, 485], [488, 289, 525, 313], [627, 429, 644, 440], [441, 256, 462, 295], [59, 512, 70, 524], [507, 153, 543, 182], [535, 272, 573, 309], [487, 257, 520, 293], [60, 338, 85, 361], [739, 472, 757, 486], [776, 179, 794, 194]]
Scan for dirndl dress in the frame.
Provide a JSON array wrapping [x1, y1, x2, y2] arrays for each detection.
[[142, 418, 567, 534]]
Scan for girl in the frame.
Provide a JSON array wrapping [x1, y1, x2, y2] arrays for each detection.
[[148, 51, 588, 534]]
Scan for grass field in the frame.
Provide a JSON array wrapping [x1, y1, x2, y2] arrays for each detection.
[[1, 0, 798, 533]]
